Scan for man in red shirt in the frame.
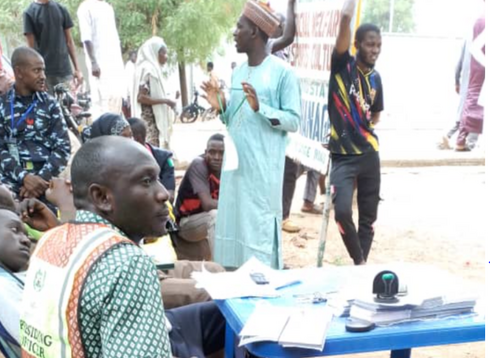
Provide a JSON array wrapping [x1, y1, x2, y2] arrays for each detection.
[[174, 134, 224, 261]]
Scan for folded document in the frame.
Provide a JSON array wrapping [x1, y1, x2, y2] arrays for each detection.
[[239, 303, 333, 351]]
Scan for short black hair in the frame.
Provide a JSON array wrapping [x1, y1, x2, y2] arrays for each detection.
[[355, 23, 381, 43], [11, 46, 42, 68], [71, 138, 111, 208], [127, 117, 147, 139], [207, 62, 214, 70], [207, 133, 224, 145]]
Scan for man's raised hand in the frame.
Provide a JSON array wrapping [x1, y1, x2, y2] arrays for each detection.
[[242, 82, 259, 112], [201, 78, 226, 113], [341, 0, 357, 18]]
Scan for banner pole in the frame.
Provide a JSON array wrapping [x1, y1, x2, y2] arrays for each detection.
[[316, 156, 332, 267]]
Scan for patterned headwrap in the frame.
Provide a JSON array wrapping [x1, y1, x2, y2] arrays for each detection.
[[243, 0, 280, 38], [81, 113, 130, 143]]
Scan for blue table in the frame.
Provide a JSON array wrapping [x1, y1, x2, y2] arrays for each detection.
[[215, 265, 485, 358]]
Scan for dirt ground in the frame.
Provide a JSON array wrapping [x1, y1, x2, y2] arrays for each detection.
[[282, 166, 485, 358]]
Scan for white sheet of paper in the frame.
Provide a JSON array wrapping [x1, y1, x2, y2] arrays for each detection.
[[279, 306, 333, 351], [223, 133, 239, 171], [192, 257, 310, 299], [192, 258, 278, 299], [239, 304, 291, 346]]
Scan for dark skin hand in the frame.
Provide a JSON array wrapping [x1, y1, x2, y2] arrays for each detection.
[[21, 174, 49, 199], [137, 86, 176, 109], [201, 78, 226, 113], [19, 198, 59, 232], [83, 41, 101, 78], [242, 82, 259, 112]]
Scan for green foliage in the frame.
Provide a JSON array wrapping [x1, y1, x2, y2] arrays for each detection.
[[361, 0, 415, 33], [0, 0, 245, 64], [0, 0, 31, 39]]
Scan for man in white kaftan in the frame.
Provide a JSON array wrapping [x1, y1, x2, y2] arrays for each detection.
[[202, 0, 301, 269], [77, 0, 125, 117]]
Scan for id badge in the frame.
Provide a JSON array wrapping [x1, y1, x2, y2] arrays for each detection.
[[6, 138, 20, 165]]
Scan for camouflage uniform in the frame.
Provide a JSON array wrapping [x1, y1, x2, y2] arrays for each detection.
[[0, 86, 71, 195]]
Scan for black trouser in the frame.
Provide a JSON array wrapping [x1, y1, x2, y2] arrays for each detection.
[[330, 152, 380, 264], [167, 301, 225, 358], [282, 156, 299, 220]]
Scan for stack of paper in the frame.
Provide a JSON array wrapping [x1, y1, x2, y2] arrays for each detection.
[[350, 294, 477, 325], [239, 303, 332, 351]]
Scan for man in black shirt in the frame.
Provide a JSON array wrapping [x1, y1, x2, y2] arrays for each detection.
[[23, 0, 83, 94], [328, 0, 384, 265]]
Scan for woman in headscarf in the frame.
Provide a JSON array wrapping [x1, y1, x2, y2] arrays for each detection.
[[81, 112, 132, 142], [132, 36, 176, 149]]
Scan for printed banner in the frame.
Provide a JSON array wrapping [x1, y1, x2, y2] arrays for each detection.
[[289, 0, 361, 143], [286, 133, 330, 174], [286, 0, 361, 169]]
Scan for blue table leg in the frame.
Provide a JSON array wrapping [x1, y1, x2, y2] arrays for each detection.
[[391, 349, 412, 358], [225, 321, 235, 358]]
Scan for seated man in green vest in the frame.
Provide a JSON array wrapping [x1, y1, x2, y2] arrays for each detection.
[[18, 136, 225, 358]]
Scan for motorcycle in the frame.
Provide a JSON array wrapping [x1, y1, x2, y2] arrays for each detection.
[[53, 83, 92, 143], [180, 89, 206, 123]]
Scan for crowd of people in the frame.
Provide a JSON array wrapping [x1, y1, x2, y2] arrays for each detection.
[[0, 0, 484, 357]]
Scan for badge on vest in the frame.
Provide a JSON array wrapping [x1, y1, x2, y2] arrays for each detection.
[[33, 269, 46, 292]]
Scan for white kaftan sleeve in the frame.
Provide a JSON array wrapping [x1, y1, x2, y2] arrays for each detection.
[[77, 3, 93, 43], [256, 68, 301, 133]]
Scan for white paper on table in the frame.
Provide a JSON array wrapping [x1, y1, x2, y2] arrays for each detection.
[[192, 258, 277, 299], [239, 303, 292, 346], [191, 257, 305, 299], [279, 306, 333, 351], [239, 303, 333, 351]]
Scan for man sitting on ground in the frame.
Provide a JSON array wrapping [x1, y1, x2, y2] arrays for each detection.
[[19, 137, 225, 358], [128, 117, 176, 201], [174, 133, 224, 261]]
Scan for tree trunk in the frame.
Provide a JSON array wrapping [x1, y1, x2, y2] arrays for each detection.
[[178, 62, 188, 107]]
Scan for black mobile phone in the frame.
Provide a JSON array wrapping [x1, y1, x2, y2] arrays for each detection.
[[250, 272, 269, 285]]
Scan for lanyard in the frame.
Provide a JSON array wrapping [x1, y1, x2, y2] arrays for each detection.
[[10, 94, 37, 137]]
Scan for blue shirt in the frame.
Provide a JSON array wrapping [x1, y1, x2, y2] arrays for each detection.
[[0, 86, 71, 194]]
